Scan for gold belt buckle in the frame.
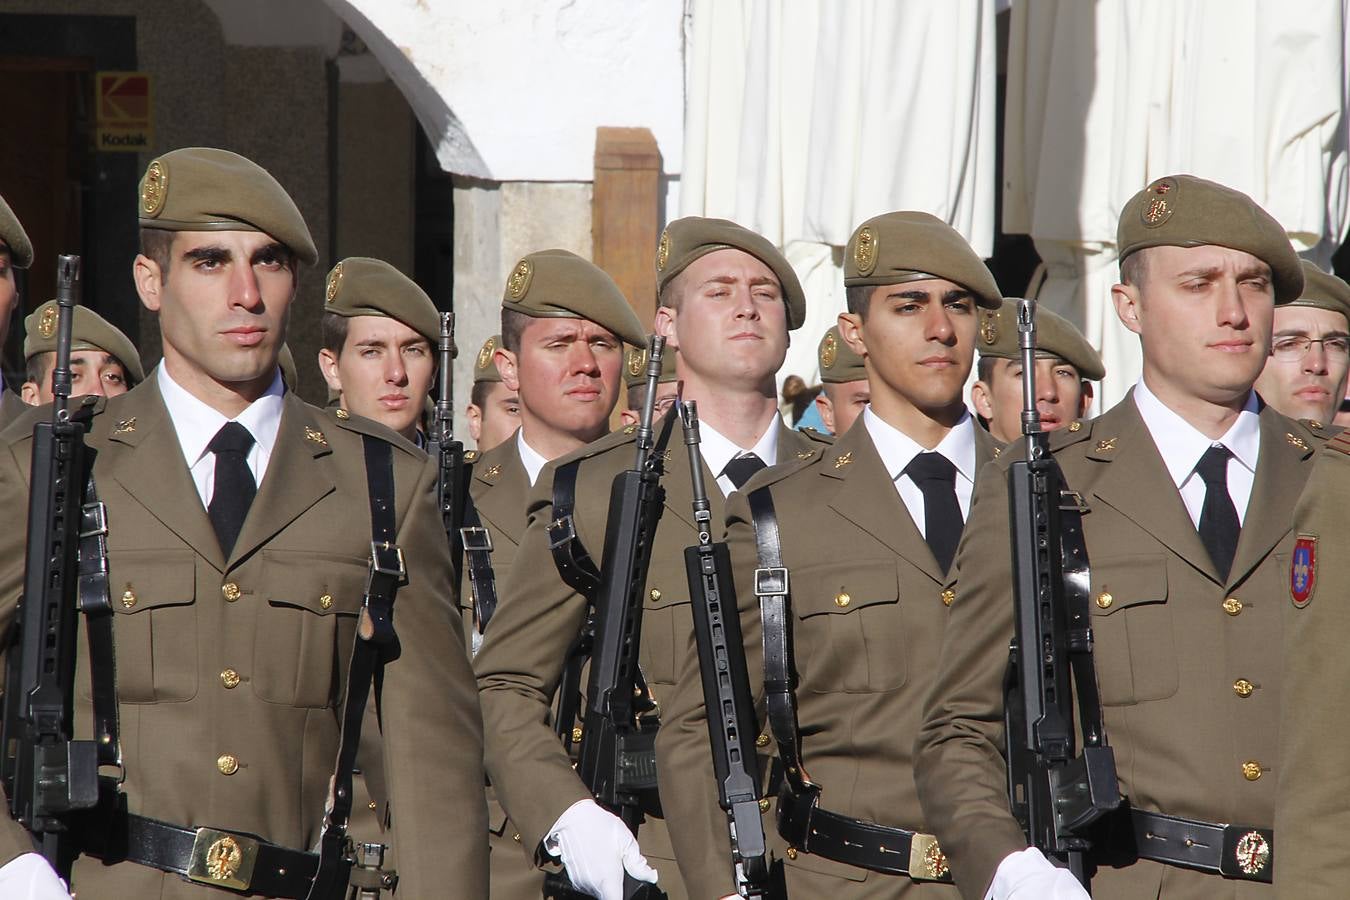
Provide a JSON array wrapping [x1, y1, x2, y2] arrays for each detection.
[[908, 832, 951, 882], [187, 827, 260, 891]]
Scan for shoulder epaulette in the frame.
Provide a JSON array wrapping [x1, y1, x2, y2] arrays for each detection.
[[1048, 418, 1094, 453], [1327, 429, 1350, 456], [798, 426, 836, 445], [323, 405, 421, 457], [1300, 417, 1342, 445]]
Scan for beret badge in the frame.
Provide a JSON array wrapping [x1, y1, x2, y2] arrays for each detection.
[[141, 160, 168, 217], [820, 331, 838, 369], [507, 259, 533, 299], [38, 305, 58, 339], [1141, 177, 1177, 228], [325, 262, 343, 304], [656, 229, 671, 272], [980, 312, 999, 345], [853, 226, 877, 276], [478, 337, 496, 370], [627, 347, 645, 378]]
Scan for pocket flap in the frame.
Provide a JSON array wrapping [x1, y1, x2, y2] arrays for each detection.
[[260, 550, 367, 615], [1089, 554, 1168, 616], [793, 560, 898, 618], [110, 549, 195, 614]]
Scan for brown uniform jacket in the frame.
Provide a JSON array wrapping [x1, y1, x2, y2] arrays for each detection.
[[474, 414, 825, 896], [0, 387, 24, 428], [1274, 421, 1349, 898], [914, 395, 1317, 900], [657, 418, 998, 898], [0, 377, 487, 897]]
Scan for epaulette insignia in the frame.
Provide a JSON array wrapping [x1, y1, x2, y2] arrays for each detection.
[[112, 417, 136, 435], [993, 446, 1002, 459], [834, 451, 853, 469], [335, 408, 351, 420], [623, 424, 636, 435], [304, 426, 328, 446], [484, 464, 501, 478], [1286, 432, 1310, 452], [1308, 419, 1324, 430], [464, 450, 479, 462], [1068, 421, 1083, 433], [1095, 437, 1117, 452]]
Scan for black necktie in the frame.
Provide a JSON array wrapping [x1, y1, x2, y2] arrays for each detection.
[[723, 453, 766, 490], [904, 452, 963, 573], [1196, 444, 1240, 580], [208, 422, 257, 557]]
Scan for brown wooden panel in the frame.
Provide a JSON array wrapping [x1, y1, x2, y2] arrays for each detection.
[[592, 127, 662, 333]]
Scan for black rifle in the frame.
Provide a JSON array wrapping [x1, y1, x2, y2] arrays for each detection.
[[546, 336, 670, 900], [678, 401, 781, 899], [427, 312, 469, 586], [1003, 298, 1119, 888], [1, 256, 100, 881]]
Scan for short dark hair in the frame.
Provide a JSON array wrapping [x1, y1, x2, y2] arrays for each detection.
[[1119, 250, 1148, 287], [470, 379, 492, 409], [976, 355, 997, 384], [845, 284, 873, 317], [657, 269, 687, 313], [139, 228, 175, 283], [500, 308, 532, 353], [321, 311, 349, 355], [24, 352, 49, 387]]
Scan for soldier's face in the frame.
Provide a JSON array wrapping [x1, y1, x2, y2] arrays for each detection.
[[318, 315, 434, 441], [817, 379, 870, 435], [655, 249, 788, 391], [134, 231, 296, 406], [496, 318, 623, 445], [972, 357, 1090, 442], [0, 245, 16, 348], [23, 350, 132, 405], [1254, 305, 1350, 424], [467, 381, 521, 451], [840, 280, 976, 424], [1114, 245, 1274, 407]]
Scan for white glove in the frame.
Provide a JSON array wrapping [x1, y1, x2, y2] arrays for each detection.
[[986, 847, 1091, 900], [0, 854, 72, 900], [545, 799, 659, 900]]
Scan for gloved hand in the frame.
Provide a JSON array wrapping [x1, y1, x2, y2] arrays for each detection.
[[545, 799, 659, 900], [0, 854, 72, 900], [986, 847, 1091, 900]]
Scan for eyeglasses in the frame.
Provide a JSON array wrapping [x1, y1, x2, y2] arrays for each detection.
[[1271, 335, 1350, 361]]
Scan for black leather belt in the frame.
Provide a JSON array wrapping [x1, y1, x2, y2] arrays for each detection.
[[81, 812, 323, 897], [1129, 809, 1273, 883], [776, 786, 951, 882]]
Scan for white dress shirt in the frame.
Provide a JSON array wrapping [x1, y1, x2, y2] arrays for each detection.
[[697, 416, 781, 496], [157, 364, 285, 508], [1133, 380, 1260, 527], [518, 429, 550, 487], [863, 406, 977, 535]]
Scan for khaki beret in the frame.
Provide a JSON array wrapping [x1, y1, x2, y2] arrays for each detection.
[[818, 325, 867, 384], [473, 335, 503, 384], [278, 344, 298, 391], [138, 147, 318, 266], [0, 193, 32, 269], [623, 342, 679, 390], [844, 212, 1001, 308], [23, 300, 145, 384], [1287, 260, 1350, 320], [976, 301, 1105, 382], [1117, 174, 1302, 304], [655, 217, 807, 330], [502, 249, 645, 346], [323, 257, 440, 344]]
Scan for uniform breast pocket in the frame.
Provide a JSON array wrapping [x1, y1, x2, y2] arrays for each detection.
[[792, 560, 904, 693], [253, 550, 367, 708], [108, 549, 198, 703], [641, 576, 689, 688], [1088, 554, 1177, 705]]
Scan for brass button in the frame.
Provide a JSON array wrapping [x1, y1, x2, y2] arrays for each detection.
[[369, 801, 377, 811], [319, 594, 333, 610], [941, 589, 955, 607], [1223, 597, 1243, 616], [217, 754, 240, 776], [755, 734, 770, 748], [786, 847, 798, 861], [222, 582, 241, 602], [1233, 678, 1255, 698], [649, 588, 662, 602], [220, 668, 241, 690], [1242, 760, 1263, 781], [758, 798, 770, 812], [571, 725, 583, 744], [512, 832, 522, 843], [834, 592, 851, 608], [1095, 591, 1113, 610], [121, 588, 137, 609]]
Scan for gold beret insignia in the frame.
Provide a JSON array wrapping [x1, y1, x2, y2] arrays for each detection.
[[853, 226, 877, 276], [325, 262, 343, 305], [1141, 178, 1177, 228], [141, 159, 167, 217], [507, 259, 533, 300], [477, 337, 496, 370], [980, 312, 999, 345], [37, 304, 58, 339], [656, 229, 671, 272], [627, 347, 645, 378], [820, 331, 838, 369]]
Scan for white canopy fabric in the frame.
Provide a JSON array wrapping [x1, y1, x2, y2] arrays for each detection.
[[681, 0, 998, 386], [1005, 0, 1350, 409]]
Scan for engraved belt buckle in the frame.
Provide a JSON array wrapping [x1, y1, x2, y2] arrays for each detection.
[[187, 827, 260, 891], [908, 833, 950, 882]]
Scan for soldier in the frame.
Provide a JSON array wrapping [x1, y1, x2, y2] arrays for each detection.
[[464, 334, 520, 452], [657, 211, 1002, 898], [813, 324, 869, 435], [1253, 260, 1350, 425], [969, 303, 1104, 442], [0, 193, 33, 425], [0, 147, 487, 898], [460, 250, 645, 899], [19, 299, 144, 404], [474, 217, 828, 900], [915, 175, 1314, 899], [317, 257, 440, 446], [620, 341, 679, 427]]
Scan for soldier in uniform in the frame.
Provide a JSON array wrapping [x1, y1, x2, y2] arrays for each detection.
[[317, 257, 440, 446], [465, 334, 520, 452], [0, 193, 33, 425], [915, 175, 1315, 899], [620, 341, 679, 427], [969, 303, 1104, 442], [460, 250, 645, 899], [813, 324, 869, 435], [0, 147, 487, 898], [19, 299, 144, 404], [474, 217, 828, 900], [1253, 259, 1350, 425], [657, 211, 1003, 898]]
